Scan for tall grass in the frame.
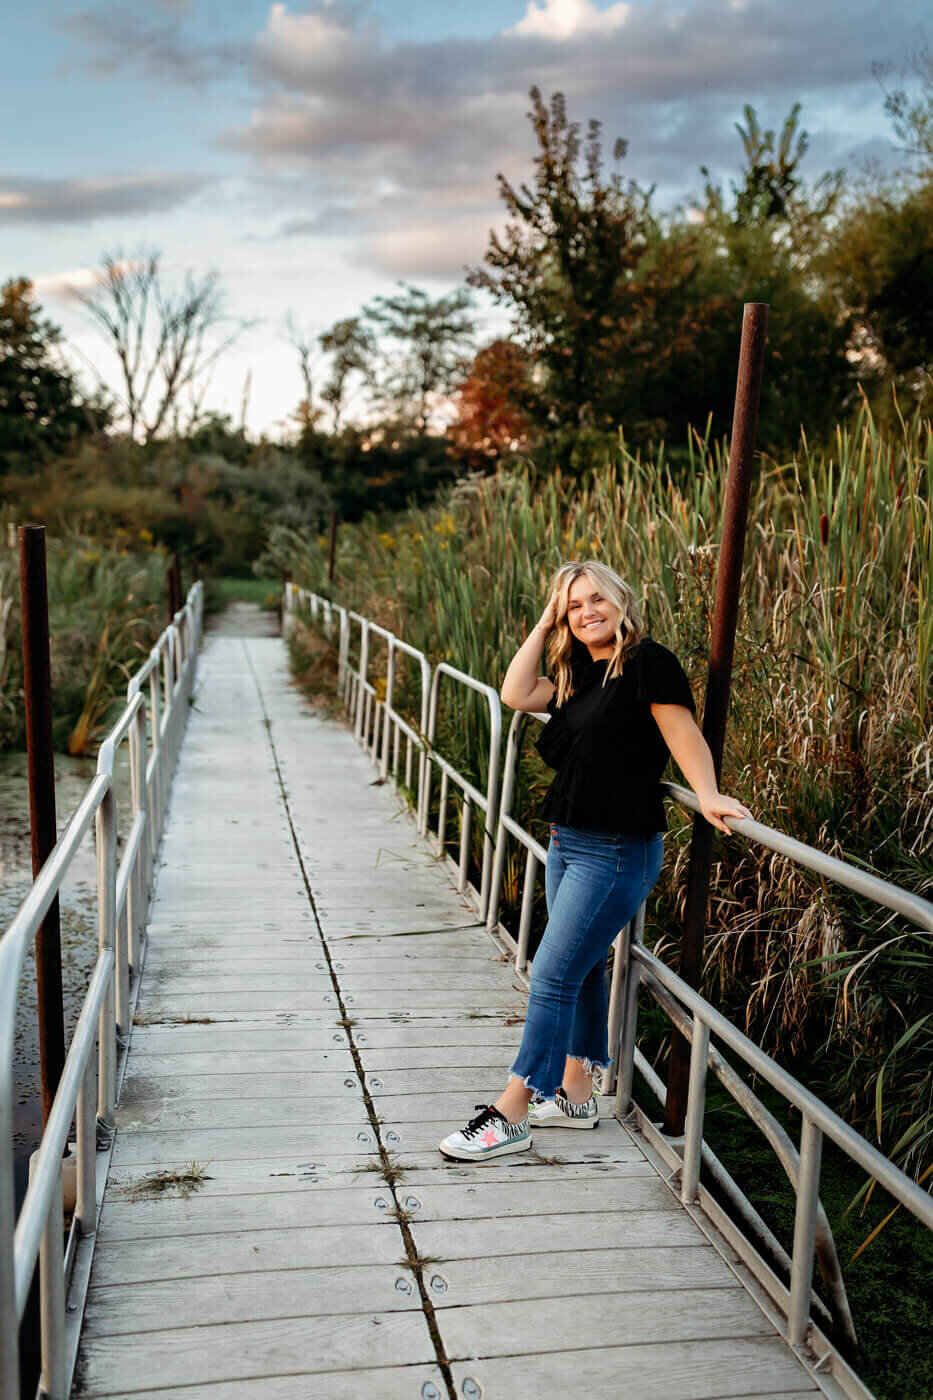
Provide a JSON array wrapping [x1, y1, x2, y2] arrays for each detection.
[[0, 530, 169, 753], [270, 404, 933, 1178]]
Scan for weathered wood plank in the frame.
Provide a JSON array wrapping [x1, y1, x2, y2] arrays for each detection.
[[374, 1174, 667, 1223], [410, 1210, 702, 1258], [105, 1155, 382, 1198], [141, 975, 337, 994], [120, 1068, 364, 1099], [98, 1183, 416, 1241], [74, 1313, 435, 1394], [122, 1049, 356, 1079], [142, 970, 513, 993], [428, 1245, 739, 1305], [440, 1290, 775, 1359], [132, 989, 525, 1012], [126, 1026, 353, 1052], [116, 1088, 601, 1132], [87, 1363, 448, 1399], [81, 1264, 420, 1337], [109, 1123, 378, 1166], [86, 1220, 404, 1288], [448, 1338, 819, 1400]]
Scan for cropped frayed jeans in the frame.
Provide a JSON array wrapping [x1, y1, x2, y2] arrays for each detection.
[[508, 823, 664, 1099]]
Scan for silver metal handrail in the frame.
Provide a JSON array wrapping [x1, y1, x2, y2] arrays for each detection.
[[620, 943, 933, 1335], [287, 588, 504, 921], [286, 586, 435, 846], [425, 663, 502, 920], [0, 579, 203, 1399]]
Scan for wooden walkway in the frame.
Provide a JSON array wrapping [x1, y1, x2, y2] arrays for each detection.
[[72, 630, 829, 1399]]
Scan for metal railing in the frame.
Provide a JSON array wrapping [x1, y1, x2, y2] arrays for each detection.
[[0, 581, 203, 1399], [285, 585, 933, 1386]]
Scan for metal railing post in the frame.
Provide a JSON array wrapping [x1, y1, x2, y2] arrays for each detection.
[[128, 699, 147, 968], [515, 848, 538, 973], [75, 1055, 96, 1232], [0, 1075, 16, 1397], [354, 619, 369, 739], [148, 662, 162, 849], [95, 782, 117, 1130], [603, 920, 632, 1096], [382, 639, 396, 780], [615, 903, 645, 1117], [681, 1017, 710, 1204], [789, 1115, 823, 1346], [37, 1157, 66, 1398], [487, 710, 523, 935]]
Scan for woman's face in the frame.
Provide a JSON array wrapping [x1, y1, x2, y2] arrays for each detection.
[[564, 573, 619, 658]]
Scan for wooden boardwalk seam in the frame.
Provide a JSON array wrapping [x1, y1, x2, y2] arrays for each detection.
[[72, 632, 832, 1399]]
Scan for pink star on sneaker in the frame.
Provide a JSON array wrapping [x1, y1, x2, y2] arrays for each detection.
[[480, 1128, 500, 1147]]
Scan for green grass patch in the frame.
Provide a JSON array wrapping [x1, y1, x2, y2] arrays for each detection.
[[214, 576, 281, 607]]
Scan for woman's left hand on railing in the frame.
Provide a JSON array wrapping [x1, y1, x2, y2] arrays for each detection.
[[697, 791, 753, 835]]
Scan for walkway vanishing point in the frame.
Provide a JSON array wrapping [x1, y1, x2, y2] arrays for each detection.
[[61, 607, 887, 1400]]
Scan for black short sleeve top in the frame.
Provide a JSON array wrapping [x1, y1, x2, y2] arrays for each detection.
[[535, 635, 696, 835]]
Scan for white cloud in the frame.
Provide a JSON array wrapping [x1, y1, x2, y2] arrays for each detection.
[[360, 218, 498, 280], [507, 0, 631, 40], [32, 258, 147, 302], [0, 172, 208, 225]]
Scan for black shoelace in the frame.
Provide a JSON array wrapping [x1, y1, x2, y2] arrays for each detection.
[[461, 1104, 506, 1139]]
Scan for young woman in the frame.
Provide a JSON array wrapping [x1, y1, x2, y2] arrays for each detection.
[[438, 560, 752, 1162]]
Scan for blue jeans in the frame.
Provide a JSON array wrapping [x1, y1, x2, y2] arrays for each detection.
[[508, 823, 664, 1098]]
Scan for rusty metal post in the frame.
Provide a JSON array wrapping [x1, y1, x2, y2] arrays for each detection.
[[327, 511, 338, 583], [662, 303, 768, 1137], [17, 525, 65, 1128], [172, 553, 183, 614]]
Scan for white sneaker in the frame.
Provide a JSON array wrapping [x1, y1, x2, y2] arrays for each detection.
[[439, 1104, 532, 1162], [528, 1086, 599, 1128]]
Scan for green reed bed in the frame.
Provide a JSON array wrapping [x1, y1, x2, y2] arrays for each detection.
[[0, 530, 169, 754], [272, 404, 933, 1188]]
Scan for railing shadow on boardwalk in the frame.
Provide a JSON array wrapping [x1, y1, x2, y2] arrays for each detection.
[[0, 583, 203, 1398], [285, 583, 933, 1398]]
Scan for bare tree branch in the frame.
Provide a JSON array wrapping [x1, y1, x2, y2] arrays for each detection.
[[76, 248, 249, 440]]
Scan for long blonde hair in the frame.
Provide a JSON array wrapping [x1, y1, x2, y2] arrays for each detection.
[[546, 561, 646, 706]]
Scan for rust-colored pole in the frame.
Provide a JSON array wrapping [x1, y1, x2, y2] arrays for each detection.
[[327, 511, 338, 584], [166, 564, 177, 622], [18, 525, 65, 1128], [172, 553, 183, 613], [662, 303, 768, 1137]]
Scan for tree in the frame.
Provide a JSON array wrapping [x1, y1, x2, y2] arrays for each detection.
[[469, 87, 708, 462], [319, 316, 374, 432], [449, 340, 531, 468], [667, 104, 855, 452], [874, 40, 933, 168], [0, 278, 106, 473], [700, 103, 843, 247], [76, 249, 246, 442], [285, 313, 323, 433], [364, 283, 475, 430], [823, 176, 933, 416]]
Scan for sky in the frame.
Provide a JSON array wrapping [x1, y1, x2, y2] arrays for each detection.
[[1, 0, 928, 437]]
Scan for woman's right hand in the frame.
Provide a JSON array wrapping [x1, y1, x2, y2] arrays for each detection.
[[535, 591, 558, 635]]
